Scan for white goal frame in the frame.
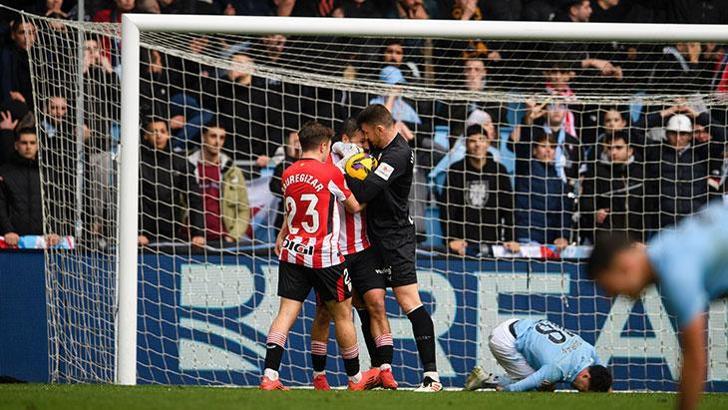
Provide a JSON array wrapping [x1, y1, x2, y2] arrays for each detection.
[[118, 14, 728, 385]]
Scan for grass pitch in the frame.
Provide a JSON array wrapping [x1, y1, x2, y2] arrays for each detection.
[[1, 385, 727, 410]]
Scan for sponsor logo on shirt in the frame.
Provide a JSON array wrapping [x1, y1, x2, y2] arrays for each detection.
[[282, 238, 314, 255]]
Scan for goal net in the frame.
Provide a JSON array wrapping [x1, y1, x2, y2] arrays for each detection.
[[22, 11, 728, 390]]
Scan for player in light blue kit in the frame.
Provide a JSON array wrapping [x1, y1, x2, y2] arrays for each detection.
[[587, 204, 728, 410], [464, 318, 612, 392]]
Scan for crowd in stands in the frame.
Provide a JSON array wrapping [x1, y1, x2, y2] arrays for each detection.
[[0, 0, 727, 255]]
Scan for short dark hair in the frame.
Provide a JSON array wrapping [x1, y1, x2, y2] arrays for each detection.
[[356, 104, 393, 129], [337, 117, 359, 143], [15, 127, 36, 141], [586, 233, 635, 280], [544, 59, 572, 73], [203, 119, 226, 135], [142, 115, 167, 130], [587, 365, 612, 392], [466, 124, 486, 138], [10, 20, 32, 33], [602, 131, 630, 146], [534, 133, 557, 146], [298, 121, 333, 152]]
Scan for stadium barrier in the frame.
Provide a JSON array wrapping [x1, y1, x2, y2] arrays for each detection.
[[3, 251, 726, 391]]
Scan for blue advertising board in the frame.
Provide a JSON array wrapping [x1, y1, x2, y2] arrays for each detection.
[[2, 252, 727, 391], [136, 254, 728, 391]]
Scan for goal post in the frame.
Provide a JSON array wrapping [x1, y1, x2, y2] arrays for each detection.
[[114, 14, 728, 387]]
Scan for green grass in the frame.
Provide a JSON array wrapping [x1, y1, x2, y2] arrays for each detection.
[[1, 385, 726, 410]]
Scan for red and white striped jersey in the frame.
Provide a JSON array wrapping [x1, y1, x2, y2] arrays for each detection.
[[279, 158, 350, 268], [330, 152, 371, 255]]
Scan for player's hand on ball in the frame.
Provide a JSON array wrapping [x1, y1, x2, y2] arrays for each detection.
[[344, 152, 378, 181], [332, 142, 362, 160]]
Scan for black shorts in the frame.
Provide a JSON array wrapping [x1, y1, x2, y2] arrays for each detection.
[[346, 246, 387, 295], [278, 261, 352, 303], [374, 226, 418, 288]]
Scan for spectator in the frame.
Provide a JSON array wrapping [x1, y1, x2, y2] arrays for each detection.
[[333, 0, 384, 18], [580, 132, 652, 243], [270, 129, 300, 233], [652, 114, 710, 228], [188, 123, 251, 244], [452, 0, 522, 21], [589, 0, 629, 22], [371, 66, 421, 130], [216, 53, 269, 164], [442, 124, 517, 256], [466, 109, 501, 163], [83, 38, 120, 139], [379, 39, 422, 84], [93, 0, 136, 23], [247, 34, 312, 160], [283, 0, 343, 16], [0, 110, 19, 166], [585, 106, 645, 161], [0, 128, 61, 247], [223, 1, 278, 16], [167, 35, 216, 151], [514, 133, 572, 248], [0, 20, 35, 111], [555, 0, 592, 22], [649, 42, 715, 93], [138, 117, 205, 247], [435, 3, 502, 86], [38, 0, 70, 18], [511, 100, 582, 184], [140, 48, 171, 120], [436, 58, 502, 147], [392, 0, 432, 19]]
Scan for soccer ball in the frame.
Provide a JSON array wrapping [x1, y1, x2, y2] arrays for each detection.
[[345, 152, 378, 181]]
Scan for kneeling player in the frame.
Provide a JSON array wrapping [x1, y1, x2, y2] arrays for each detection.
[[260, 121, 378, 391], [464, 319, 612, 392]]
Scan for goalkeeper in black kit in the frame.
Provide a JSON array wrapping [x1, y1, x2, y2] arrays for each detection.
[[344, 104, 442, 392]]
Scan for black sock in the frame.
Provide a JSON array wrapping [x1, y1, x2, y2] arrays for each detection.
[[375, 334, 394, 366], [407, 305, 437, 372], [341, 345, 361, 378], [264, 345, 285, 371], [356, 308, 381, 367], [311, 340, 327, 372]]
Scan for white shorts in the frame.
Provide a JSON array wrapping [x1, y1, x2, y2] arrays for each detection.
[[488, 319, 535, 380]]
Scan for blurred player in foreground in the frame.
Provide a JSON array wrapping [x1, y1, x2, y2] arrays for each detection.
[[588, 204, 728, 410], [261, 121, 378, 391], [464, 319, 611, 392]]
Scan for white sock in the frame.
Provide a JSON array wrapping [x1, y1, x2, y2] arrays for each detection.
[[313, 370, 326, 378], [349, 371, 362, 384], [424, 371, 440, 382], [264, 368, 279, 381], [380, 363, 392, 371]]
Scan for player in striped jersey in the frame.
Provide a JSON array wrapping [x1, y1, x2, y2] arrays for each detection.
[[261, 121, 379, 391], [307, 119, 397, 390]]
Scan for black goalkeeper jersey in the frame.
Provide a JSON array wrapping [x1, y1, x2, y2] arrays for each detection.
[[347, 134, 415, 239]]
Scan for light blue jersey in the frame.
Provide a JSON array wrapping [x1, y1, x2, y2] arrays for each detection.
[[647, 204, 728, 328], [504, 319, 602, 392]]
